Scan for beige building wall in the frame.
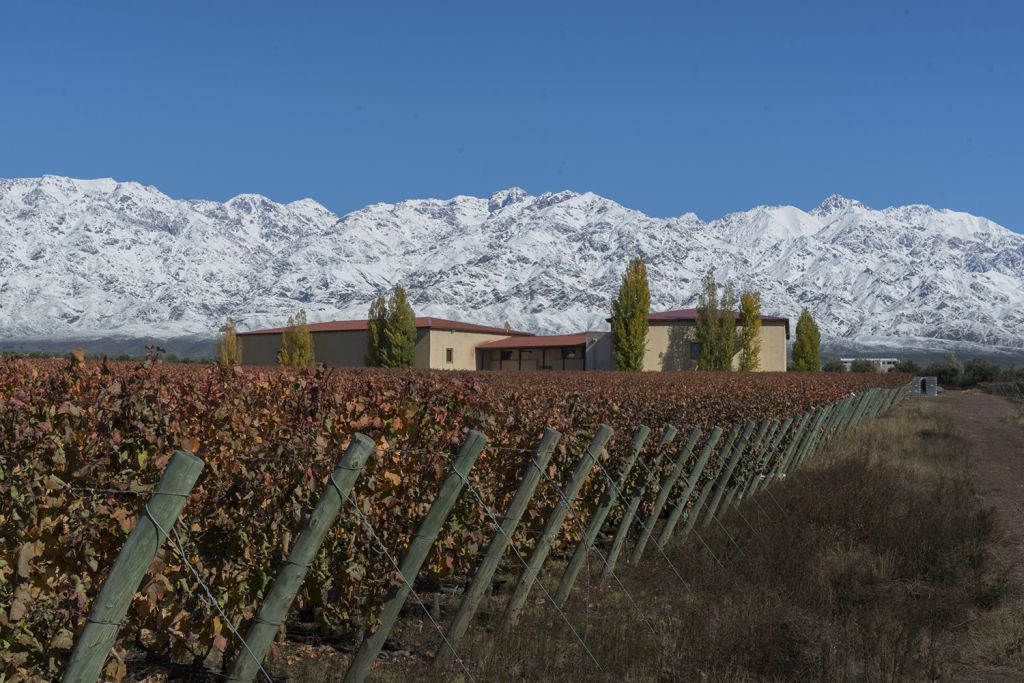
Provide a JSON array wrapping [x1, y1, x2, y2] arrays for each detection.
[[425, 330, 515, 370], [639, 320, 788, 372]]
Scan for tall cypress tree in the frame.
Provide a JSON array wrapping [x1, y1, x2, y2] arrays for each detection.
[[792, 308, 821, 371], [610, 257, 650, 372], [365, 295, 387, 366], [738, 291, 762, 371], [695, 271, 720, 370], [278, 309, 315, 367], [382, 286, 417, 368], [716, 280, 738, 370], [218, 316, 242, 366]]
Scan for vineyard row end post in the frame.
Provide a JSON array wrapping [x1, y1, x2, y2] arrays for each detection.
[[656, 426, 724, 547], [225, 434, 376, 683], [63, 451, 205, 683], [342, 431, 488, 683]]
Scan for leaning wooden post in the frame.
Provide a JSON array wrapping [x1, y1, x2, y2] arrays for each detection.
[[629, 427, 702, 565], [731, 419, 775, 506], [747, 417, 791, 497], [343, 431, 487, 683], [226, 434, 375, 683], [832, 395, 857, 436], [678, 425, 738, 541], [775, 411, 812, 478], [63, 451, 205, 683], [503, 425, 614, 628], [603, 425, 677, 577], [437, 428, 561, 662], [656, 426, 723, 546], [555, 426, 650, 606], [792, 406, 831, 469], [702, 421, 755, 527], [736, 419, 780, 502]]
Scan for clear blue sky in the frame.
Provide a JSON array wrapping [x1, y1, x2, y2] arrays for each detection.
[[2, 1, 1022, 230]]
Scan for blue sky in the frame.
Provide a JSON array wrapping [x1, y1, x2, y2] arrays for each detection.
[[1, 1, 1022, 230]]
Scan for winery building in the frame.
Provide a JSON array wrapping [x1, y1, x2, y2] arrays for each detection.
[[237, 309, 789, 372]]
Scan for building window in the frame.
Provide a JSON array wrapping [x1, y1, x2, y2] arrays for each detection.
[[445, 347, 454, 364], [690, 342, 701, 360], [500, 350, 513, 361], [561, 347, 578, 359]]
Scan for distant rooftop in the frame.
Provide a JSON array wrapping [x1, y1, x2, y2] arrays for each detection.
[[647, 308, 790, 338], [238, 316, 533, 337]]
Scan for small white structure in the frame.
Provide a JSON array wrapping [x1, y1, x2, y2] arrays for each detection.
[[841, 357, 899, 372], [912, 376, 939, 396]]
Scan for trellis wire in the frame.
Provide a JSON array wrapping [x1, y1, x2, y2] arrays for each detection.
[[451, 466, 613, 682]]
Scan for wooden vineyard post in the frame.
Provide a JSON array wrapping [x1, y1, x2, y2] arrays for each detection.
[[437, 428, 562, 662], [792, 405, 831, 470], [736, 419, 780, 502], [773, 412, 811, 480], [832, 396, 857, 437], [225, 434, 376, 683], [679, 424, 738, 540], [603, 425, 677, 577], [555, 426, 651, 606], [502, 425, 614, 628], [63, 451, 205, 683], [729, 419, 774, 507], [656, 426, 723, 546], [747, 417, 791, 497], [342, 431, 487, 683], [629, 427, 702, 565], [701, 421, 755, 527]]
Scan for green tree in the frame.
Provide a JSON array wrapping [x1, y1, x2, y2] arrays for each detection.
[[278, 309, 315, 367], [791, 308, 821, 371], [218, 316, 243, 366], [380, 286, 417, 368], [716, 280, 738, 370], [893, 359, 920, 374], [962, 358, 999, 387], [365, 295, 387, 366], [738, 291, 762, 371], [695, 271, 720, 370], [849, 358, 876, 373], [823, 357, 846, 373], [610, 257, 651, 371]]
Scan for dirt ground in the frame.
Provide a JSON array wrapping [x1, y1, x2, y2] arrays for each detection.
[[921, 390, 1024, 682]]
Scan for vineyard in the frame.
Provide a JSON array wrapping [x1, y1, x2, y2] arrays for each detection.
[[0, 356, 908, 681]]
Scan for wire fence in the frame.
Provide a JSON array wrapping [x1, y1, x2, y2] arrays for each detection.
[[50, 383, 909, 683]]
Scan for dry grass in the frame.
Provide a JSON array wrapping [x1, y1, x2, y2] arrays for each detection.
[[272, 406, 1018, 682]]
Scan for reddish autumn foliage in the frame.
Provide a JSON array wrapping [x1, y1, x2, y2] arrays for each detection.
[[0, 356, 904, 679]]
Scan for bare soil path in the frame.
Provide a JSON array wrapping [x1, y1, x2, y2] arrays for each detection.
[[921, 390, 1024, 681]]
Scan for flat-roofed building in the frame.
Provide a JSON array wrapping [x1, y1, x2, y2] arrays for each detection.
[[237, 317, 532, 370], [477, 332, 611, 371]]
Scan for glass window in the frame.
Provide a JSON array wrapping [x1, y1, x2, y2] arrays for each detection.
[[690, 342, 701, 360], [561, 347, 578, 359], [445, 347, 454, 363], [500, 350, 513, 361]]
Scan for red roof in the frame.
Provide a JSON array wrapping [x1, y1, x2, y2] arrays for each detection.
[[477, 332, 589, 349], [238, 316, 533, 337], [647, 309, 790, 338]]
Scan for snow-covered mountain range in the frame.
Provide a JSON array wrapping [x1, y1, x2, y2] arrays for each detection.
[[1, 175, 1022, 354]]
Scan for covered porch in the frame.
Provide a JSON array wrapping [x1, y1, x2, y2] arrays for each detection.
[[477, 333, 588, 371]]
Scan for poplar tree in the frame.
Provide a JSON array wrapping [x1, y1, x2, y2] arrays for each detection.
[[792, 308, 821, 371], [278, 309, 315, 367], [695, 271, 720, 370], [738, 291, 762, 371], [381, 286, 417, 368], [717, 280, 738, 370], [218, 316, 243, 366], [365, 295, 387, 366], [610, 257, 650, 371]]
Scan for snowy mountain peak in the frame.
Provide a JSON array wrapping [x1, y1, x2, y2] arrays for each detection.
[[0, 176, 1022, 352], [488, 187, 530, 213], [811, 194, 864, 217]]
